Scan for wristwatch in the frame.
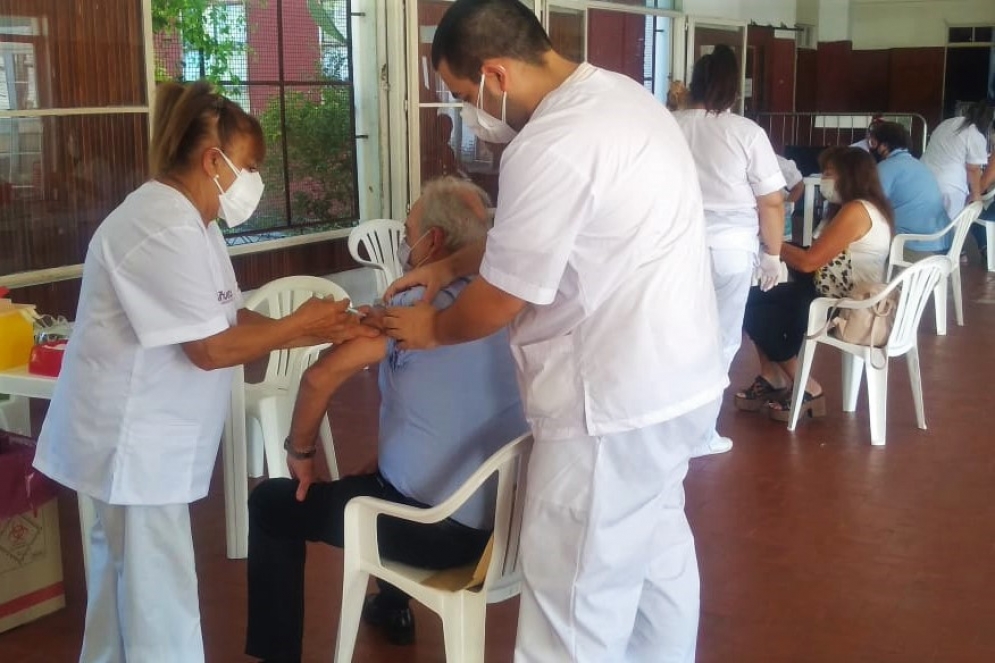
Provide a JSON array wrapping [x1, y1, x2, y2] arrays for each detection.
[[284, 437, 317, 460]]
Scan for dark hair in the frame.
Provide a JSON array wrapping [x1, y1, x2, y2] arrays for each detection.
[[689, 44, 739, 113], [150, 81, 265, 178], [431, 0, 552, 80], [824, 147, 894, 227], [869, 121, 909, 151], [958, 100, 995, 136]]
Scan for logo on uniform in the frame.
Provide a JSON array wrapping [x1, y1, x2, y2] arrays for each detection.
[[217, 290, 234, 303]]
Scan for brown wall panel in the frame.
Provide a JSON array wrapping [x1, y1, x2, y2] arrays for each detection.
[[766, 38, 796, 113], [815, 41, 852, 112], [849, 50, 890, 111], [796, 49, 817, 112], [888, 47, 945, 130], [587, 9, 646, 84], [746, 27, 795, 114], [10, 239, 361, 320]]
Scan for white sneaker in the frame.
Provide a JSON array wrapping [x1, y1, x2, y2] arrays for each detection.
[[692, 432, 734, 457]]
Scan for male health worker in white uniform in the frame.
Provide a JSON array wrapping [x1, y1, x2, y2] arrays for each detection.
[[383, 1, 728, 661]]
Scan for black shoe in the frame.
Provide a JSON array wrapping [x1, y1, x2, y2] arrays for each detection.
[[361, 593, 415, 646]]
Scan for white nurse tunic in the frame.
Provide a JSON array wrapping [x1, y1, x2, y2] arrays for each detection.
[[35, 181, 241, 506], [673, 109, 786, 373], [922, 117, 989, 221]]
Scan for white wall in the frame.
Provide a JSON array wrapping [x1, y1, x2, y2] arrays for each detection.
[[817, 0, 850, 41], [850, 0, 995, 49], [683, 0, 797, 26]]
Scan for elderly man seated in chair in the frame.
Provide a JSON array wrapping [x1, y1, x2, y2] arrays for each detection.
[[245, 177, 527, 663]]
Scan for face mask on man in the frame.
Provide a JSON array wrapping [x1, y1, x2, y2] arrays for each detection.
[[460, 74, 519, 145], [213, 149, 265, 227], [820, 177, 842, 205], [398, 229, 431, 272]]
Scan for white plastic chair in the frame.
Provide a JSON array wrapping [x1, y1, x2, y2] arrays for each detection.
[[887, 201, 983, 335], [975, 188, 995, 272], [335, 433, 533, 663], [788, 257, 947, 446], [222, 276, 346, 559], [241, 275, 345, 481], [347, 220, 404, 297]]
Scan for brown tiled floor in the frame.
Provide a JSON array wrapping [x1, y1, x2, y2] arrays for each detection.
[[4, 262, 995, 662]]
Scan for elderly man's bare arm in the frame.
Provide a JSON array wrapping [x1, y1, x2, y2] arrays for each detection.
[[287, 336, 388, 452]]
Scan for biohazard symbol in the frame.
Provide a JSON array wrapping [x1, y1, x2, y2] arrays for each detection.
[[0, 514, 42, 566], [9, 521, 28, 544]]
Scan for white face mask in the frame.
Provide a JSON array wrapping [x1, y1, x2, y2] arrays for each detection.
[[213, 149, 264, 227], [398, 228, 431, 272], [460, 74, 518, 145], [820, 177, 842, 205]]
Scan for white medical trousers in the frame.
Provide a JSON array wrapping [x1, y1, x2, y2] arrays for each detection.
[[709, 246, 755, 374], [514, 398, 720, 663], [79, 500, 203, 663]]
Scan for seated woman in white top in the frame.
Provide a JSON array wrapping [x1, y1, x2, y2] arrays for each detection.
[[674, 44, 785, 454], [740, 147, 894, 422]]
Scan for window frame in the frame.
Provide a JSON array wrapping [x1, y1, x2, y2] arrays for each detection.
[[0, 0, 386, 289]]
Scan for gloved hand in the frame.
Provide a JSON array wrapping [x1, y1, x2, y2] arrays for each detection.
[[756, 251, 782, 292]]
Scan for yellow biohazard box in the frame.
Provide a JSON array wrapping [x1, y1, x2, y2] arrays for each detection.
[[0, 432, 65, 633], [0, 298, 36, 371]]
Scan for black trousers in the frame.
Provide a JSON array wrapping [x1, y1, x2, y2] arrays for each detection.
[[244, 473, 491, 663], [742, 277, 818, 363]]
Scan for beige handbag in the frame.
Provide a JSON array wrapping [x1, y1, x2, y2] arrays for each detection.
[[832, 283, 897, 349], [807, 282, 897, 369]]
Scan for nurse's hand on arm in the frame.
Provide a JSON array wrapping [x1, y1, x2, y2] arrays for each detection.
[[780, 200, 870, 274], [182, 297, 377, 371], [287, 335, 388, 500], [383, 239, 486, 303], [756, 191, 786, 291], [383, 277, 525, 351]]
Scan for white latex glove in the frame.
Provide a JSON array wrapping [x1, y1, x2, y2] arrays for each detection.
[[756, 251, 782, 292]]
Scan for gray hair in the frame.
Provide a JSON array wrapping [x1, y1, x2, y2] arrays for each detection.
[[420, 176, 493, 251]]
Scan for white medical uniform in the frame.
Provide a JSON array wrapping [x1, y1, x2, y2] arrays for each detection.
[[777, 155, 803, 191], [479, 63, 727, 662], [921, 117, 989, 221], [673, 109, 785, 374], [34, 181, 241, 663]]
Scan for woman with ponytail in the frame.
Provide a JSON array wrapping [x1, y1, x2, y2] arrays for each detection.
[[673, 44, 787, 455], [33, 81, 374, 663]]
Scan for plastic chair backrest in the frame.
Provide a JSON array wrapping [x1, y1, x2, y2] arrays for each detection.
[[417, 432, 533, 601], [479, 433, 532, 602], [243, 276, 349, 385], [886, 257, 947, 356], [348, 220, 404, 296], [944, 201, 984, 261], [981, 187, 995, 210]]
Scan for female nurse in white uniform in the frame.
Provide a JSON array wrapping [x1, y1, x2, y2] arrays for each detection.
[[922, 101, 991, 222], [674, 44, 786, 455], [33, 82, 369, 663]]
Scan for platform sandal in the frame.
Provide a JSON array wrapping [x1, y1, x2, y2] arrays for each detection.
[[766, 390, 826, 423], [734, 375, 788, 412]]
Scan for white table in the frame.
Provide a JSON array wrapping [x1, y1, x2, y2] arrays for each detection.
[[0, 367, 96, 585], [801, 174, 822, 247], [0, 365, 249, 564]]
